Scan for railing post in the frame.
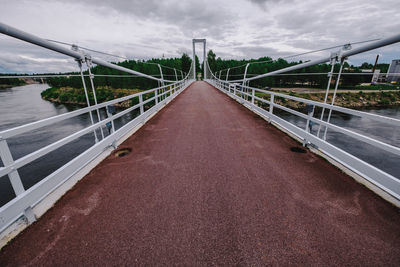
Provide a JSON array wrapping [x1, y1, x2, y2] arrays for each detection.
[[76, 59, 98, 143], [106, 105, 116, 134], [174, 68, 178, 81], [269, 94, 274, 114], [155, 89, 158, 105], [305, 105, 315, 133], [86, 58, 105, 140], [0, 139, 25, 196], [139, 94, 144, 114], [251, 88, 255, 105], [323, 58, 345, 140]]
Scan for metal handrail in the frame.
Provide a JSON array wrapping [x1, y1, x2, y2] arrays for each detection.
[[208, 77, 400, 192], [221, 33, 400, 83], [0, 22, 195, 234], [0, 78, 193, 232], [0, 83, 185, 178], [205, 33, 400, 201], [0, 81, 181, 139], [0, 22, 180, 83]]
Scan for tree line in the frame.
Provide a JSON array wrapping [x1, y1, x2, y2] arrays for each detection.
[[0, 74, 26, 86], [46, 54, 195, 90], [206, 50, 391, 89]]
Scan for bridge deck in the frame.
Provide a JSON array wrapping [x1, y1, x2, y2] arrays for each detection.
[[1, 81, 399, 265]]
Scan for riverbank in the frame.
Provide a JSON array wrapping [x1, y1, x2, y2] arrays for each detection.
[[256, 90, 400, 110], [0, 83, 26, 89], [0, 78, 28, 89], [41, 86, 143, 107]]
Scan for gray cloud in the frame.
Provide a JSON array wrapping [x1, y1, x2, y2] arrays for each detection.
[[0, 0, 399, 73]]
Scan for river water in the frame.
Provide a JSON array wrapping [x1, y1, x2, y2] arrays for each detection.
[[0, 84, 137, 206], [0, 84, 399, 206]]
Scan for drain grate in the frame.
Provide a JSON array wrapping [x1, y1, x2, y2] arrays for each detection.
[[290, 147, 307, 153], [114, 148, 132, 157]]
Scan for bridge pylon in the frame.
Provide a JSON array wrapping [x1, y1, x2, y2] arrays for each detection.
[[192, 39, 206, 80]]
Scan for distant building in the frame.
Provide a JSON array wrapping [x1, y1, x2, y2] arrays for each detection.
[[386, 59, 400, 83]]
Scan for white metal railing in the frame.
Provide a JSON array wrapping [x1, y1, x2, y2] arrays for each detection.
[[0, 22, 194, 233], [205, 34, 400, 202], [207, 79, 400, 200], [0, 79, 193, 232]]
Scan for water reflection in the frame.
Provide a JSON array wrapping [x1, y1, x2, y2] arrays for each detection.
[[0, 84, 398, 206], [0, 84, 138, 206], [275, 106, 400, 178]]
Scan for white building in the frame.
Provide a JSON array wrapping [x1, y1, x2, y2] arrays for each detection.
[[386, 59, 400, 83]]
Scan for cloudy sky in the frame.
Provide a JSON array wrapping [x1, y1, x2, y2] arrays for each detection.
[[0, 0, 399, 73]]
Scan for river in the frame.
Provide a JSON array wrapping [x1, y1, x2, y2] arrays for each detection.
[[0, 84, 137, 206], [0, 84, 399, 206]]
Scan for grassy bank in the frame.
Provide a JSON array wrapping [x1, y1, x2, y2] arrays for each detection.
[[41, 87, 143, 107], [255, 90, 400, 110]]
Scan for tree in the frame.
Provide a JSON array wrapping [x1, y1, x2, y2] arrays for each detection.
[[195, 55, 201, 75], [181, 53, 192, 74], [207, 50, 216, 73]]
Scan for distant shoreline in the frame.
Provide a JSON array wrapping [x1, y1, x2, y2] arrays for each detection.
[[41, 86, 145, 108], [254, 89, 400, 110]]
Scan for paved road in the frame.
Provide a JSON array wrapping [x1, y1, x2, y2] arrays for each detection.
[[1, 81, 400, 266]]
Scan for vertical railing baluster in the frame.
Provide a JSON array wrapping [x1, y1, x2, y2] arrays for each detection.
[[305, 105, 315, 133], [106, 105, 115, 134], [270, 94, 274, 114], [139, 94, 144, 114]]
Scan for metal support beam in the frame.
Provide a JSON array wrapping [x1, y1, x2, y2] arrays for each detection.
[[203, 41, 206, 79], [77, 60, 98, 143], [0, 139, 25, 196], [323, 59, 345, 140], [86, 58, 105, 140], [192, 41, 196, 79], [0, 22, 167, 83], [157, 64, 165, 86], [242, 63, 250, 100], [244, 33, 400, 82], [317, 57, 336, 138], [192, 38, 207, 80], [226, 68, 230, 81]]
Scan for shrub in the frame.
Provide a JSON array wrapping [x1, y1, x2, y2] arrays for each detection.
[[59, 93, 69, 102]]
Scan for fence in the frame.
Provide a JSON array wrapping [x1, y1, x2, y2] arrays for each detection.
[[0, 22, 194, 233], [205, 33, 400, 203]]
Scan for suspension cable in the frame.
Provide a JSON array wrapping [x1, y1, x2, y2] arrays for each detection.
[[213, 38, 381, 73], [46, 39, 185, 73]]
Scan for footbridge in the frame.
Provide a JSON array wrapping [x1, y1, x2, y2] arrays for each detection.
[[0, 22, 400, 265]]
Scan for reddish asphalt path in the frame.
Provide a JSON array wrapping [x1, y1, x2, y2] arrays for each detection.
[[1, 81, 400, 266]]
